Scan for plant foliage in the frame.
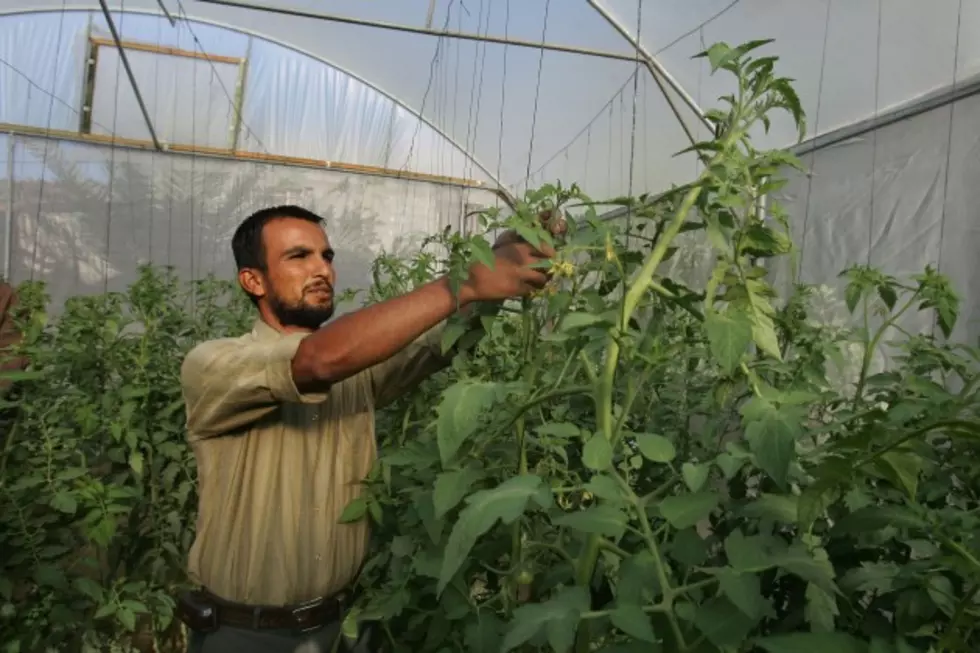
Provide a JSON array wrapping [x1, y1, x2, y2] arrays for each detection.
[[0, 41, 977, 653]]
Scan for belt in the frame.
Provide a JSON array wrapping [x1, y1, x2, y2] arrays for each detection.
[[179, 587, 350, 633]]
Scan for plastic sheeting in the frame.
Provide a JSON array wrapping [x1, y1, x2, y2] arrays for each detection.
[[7, 0, 978, 199], [0, 132, 499, 311], [0, 7, 504, 186], [2, 2, 979, 348], [770, 85, 980, 350]]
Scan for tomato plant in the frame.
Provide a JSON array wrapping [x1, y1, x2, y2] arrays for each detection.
[[0, 268, 255, 653], [0, 39, 977, 653], [343, 42, 980, 653]]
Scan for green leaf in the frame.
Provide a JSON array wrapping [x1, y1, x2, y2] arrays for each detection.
[[116, 606, 136, 632], [724, 530, 771, 571], [681, 462, 709, 492], [128, 451, 144, 476], [469, 236, 496, 268], [872, 451, 920, 500], [693, 597, 759, 648], [804, 583, 838, 633], [464, 612, 503, 653], [657, 492, 720, 529], [926, 575, 956, 617], [697, 42, 735, 72], [756, 632, 869, 653], [553, 505, 628, 539], [634, 433, 676, 464], [583, 434, 613, 470], [714, 452, 745, 479], [338, 497, 368, 523], [559, 312, 608, 332], [433, 469, 482, 519], [72, 577, 104, 602], [501, 586, 589, 653], [740, 493, 797, 524], [772, 544, 837, 594], [831, 505, 927, 536], [537, 422, 581, 439], [610, 604, 657, 643], [877, 283, 897, 310], [436, 381, 499, 466], [749, 308, 782, 360], [440, 321, 469, 355], [32, 565, 67, 593], [438, 475, 542, 595], [718, 570, 769, 620], [94, 603, 116, 620], [745, 406, 800, 488], [584, 474, 627, 502], [705, 309, 752, 373], [50, 491, 78, 515]]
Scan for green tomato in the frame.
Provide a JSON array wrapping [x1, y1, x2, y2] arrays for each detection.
[[516, 570, 534, 585]]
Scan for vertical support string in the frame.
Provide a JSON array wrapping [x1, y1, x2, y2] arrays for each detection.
[[796, 0, 832, 281], [932, 0, 963, 340], [523, 0, 552, 197]]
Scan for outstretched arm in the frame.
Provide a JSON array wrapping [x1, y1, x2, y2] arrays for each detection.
[[291, 238, 553, 395]]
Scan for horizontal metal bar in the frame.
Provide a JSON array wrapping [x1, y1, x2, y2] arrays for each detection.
[[196, 0, 640, 62], [98, 0, 162, 150], [0, 121, 494, 190], [793, 71, 980, 157]]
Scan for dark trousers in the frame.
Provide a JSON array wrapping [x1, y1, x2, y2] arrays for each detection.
[[187, 619, 374, 653]]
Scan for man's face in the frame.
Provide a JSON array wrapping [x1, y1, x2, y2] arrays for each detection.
[[241, 217, 337, 331]]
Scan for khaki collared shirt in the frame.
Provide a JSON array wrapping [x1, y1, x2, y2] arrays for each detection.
[[180, 317, 448, 606]]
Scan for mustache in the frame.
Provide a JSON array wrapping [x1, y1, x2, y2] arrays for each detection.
[[304, 280, 334, 293]]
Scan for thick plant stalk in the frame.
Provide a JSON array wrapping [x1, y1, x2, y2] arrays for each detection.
[[573, 186, 703, 653], [574, 131, 738, 653]]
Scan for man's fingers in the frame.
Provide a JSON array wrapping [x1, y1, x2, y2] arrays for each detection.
[[519, 268, 550, 289]]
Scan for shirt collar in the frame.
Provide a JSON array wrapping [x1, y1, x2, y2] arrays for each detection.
[[251, 318, 283, 342]]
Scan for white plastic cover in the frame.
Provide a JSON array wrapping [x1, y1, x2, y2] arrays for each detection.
[[1, 1, 978, 346]]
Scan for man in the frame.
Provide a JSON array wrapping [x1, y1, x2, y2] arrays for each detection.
[[177, 205, 559, 653]]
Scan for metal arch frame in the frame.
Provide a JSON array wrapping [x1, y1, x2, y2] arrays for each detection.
[[0, 4, 517, 206], [586, 0, 713, 133], [190, 0, 719, 192]]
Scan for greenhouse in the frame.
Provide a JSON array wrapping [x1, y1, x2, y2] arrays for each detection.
[[0, 1, 978, 652]]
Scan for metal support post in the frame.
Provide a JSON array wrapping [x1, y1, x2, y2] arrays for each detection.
[[97, 0, 163, 149]]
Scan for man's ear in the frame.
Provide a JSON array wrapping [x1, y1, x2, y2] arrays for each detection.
[[238, 268, 267, 300]]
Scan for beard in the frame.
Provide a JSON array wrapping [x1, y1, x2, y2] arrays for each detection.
[[268, 291, 335, 331]]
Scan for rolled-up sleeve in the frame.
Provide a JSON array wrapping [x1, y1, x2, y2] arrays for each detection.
[[181, 333, 329, 440]]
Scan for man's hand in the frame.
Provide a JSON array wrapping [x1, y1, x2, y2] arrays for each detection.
[[462, 239, 555, 304]]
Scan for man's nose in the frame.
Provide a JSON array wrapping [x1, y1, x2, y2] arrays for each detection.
[[312, 259, 335, 282]]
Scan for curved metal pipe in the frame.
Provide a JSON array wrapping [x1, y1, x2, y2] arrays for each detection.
[[0, 4, 517, 207]]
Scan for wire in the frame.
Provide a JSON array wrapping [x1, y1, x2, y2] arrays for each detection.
[[173, 0, 269, 154], [797, 0, 833, 280], [932, 0, 964, 340], [653, 0, 742, 56], [524, 0, 552, 194], [27, 0, 67, 283]]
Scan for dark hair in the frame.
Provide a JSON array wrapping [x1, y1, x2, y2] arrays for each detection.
[[231, 205, 325, 272]]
